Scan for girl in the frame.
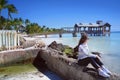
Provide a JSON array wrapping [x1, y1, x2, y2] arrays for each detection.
[[76, 34, 111, 78]]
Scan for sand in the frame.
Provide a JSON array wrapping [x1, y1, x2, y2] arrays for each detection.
[[0, 71, 54, 80]]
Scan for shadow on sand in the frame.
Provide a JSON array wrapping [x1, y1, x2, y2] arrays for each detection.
[[33, 51, 62, 80]]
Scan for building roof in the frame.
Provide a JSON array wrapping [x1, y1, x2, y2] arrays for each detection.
[[75, 22, 111, 27], [76, 23, 99, 27]]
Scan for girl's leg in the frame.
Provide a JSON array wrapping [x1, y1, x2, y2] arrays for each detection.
[[93, 57, 112, 75], [78, 57, 110, 77], [94, 57, 103, 67], [78, 57, 100, 69]]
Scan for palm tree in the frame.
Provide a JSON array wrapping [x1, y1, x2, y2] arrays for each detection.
[[0, 16, 6, 29], [25, 19, 30, 26], [12, 18, 25, 32], [5, 19, 13, 30], [0, 0, 8, 28], [41, 25, 46, 32], [7, 4, 17, 20], [0, 0, 8, 18], [19, 18, 23, 25], [0, 0, 18, 29], [12, 18, 19, 31]]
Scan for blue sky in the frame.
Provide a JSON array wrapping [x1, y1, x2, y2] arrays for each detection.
[[2, 0, 120, 31]]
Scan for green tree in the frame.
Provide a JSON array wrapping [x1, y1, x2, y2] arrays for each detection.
[[41, 25, 46, 32], [0, 0, 8, 18], [0, 16, 6, 29], [25, 19, 30, 26], [0, 0, 8, 28], [5, 19, 13, 30], [26, 23, 41, 34], [0, 0, 17, 30], [7, 4, 17, 20], [12, 18, 23, 32]]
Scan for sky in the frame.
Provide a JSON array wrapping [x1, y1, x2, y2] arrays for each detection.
[[2, 0, 120, 31]]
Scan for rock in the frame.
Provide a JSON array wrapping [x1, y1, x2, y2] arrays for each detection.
[[48, 41, 74, 57], [19, 36, 26, 46], [34, 40, 46, 48], [33, 48, 120, 80], [48, 41, 65, 52], [22, 40, 36, 48], [33, 50, 47, 72]]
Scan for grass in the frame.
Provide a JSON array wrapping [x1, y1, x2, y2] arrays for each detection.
[[63, 46, 73, 56], [0, 63, 37, 76]]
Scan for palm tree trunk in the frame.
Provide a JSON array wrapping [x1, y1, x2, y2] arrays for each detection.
[[8, 12, 12, 20], [0, 10, 1, 18]]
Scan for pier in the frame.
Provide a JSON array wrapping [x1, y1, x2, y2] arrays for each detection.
[[31, 21, 111, 38], [60, 21, 111, 37], [72, 21, 111, 37]]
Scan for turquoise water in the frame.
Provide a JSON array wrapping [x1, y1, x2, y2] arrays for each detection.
[[42, 32, 120, 74]]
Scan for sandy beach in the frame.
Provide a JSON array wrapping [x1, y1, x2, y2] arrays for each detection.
[[0, 61, 62, 80], [1, 71, 46, 80]]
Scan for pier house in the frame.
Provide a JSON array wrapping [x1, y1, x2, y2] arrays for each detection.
[[73, 21, 111, 36]]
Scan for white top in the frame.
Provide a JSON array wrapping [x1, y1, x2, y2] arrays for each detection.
[[78, 43, 96, 60]]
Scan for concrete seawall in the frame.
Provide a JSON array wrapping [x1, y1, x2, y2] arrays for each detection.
[[0, 48, 40, 66], [0, 48, 120, 80]]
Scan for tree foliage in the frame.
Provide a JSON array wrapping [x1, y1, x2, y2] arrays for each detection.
[[0, 0, 60, 34], [0, 0, 17, 29]]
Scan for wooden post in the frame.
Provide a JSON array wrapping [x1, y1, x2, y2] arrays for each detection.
[[102, 26, 105, 36], [79, 27, 81, 33], [96, 27, 97, 36], [73, 32, 77, 37], [45, 34, 47, 38], [100, 27, 102, 36], [83, 27, 86, 32], [74, 26, 77, 32], [98, 27, 100, 36], [90, 27, 92, 36], [109, 26, 111, 36], [59, 33, 62, 38]]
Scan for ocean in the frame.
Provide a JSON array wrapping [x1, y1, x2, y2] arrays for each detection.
[[41, 32, 120, 74]]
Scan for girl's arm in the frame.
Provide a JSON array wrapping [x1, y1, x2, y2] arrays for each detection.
[[79, 45, 97, 58]]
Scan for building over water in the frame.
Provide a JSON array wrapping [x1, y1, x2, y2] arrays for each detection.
[[0, 30, 20, 50], [74, 21, 111, 36]]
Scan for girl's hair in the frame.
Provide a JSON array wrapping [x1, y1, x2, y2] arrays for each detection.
[[74, 34, 88, 53], [78, 34, 88, 45]]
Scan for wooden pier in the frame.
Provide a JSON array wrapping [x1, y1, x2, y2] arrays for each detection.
[[60, 21, 111, 37], [29, 21, 111, 38]]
